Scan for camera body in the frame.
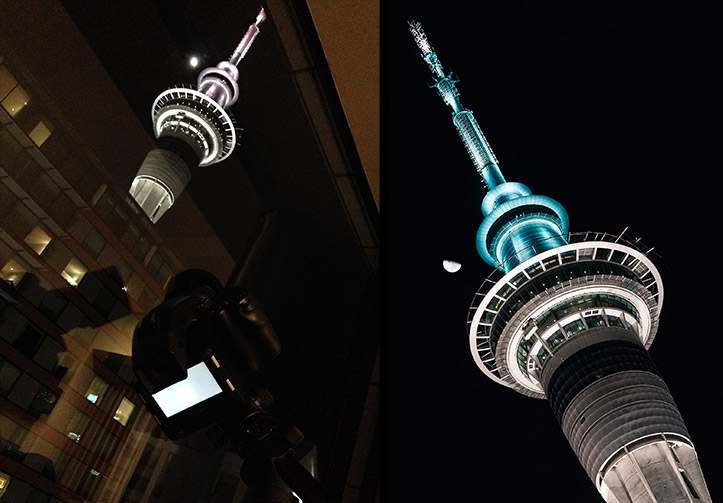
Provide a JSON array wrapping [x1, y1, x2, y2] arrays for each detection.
[[132, 270, 280, 439]]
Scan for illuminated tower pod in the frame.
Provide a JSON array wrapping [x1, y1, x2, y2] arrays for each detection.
[[409, 20, 711, 503], [129, 8, 266, 223]]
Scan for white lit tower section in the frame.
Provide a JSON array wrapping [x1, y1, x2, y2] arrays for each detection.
[[409, 20, 712, 503], [129, 8, 266, 223]]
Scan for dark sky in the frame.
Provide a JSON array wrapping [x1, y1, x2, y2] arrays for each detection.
[[386, 2, 721, 501]]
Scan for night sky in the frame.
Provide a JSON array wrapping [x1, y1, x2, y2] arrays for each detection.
[[386, 2, 722, 501]]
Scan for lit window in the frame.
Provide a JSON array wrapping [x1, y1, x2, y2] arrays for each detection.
[[28, 120, 52, 146], [61, 256, 87, 287], [67, 432, 81, 442], [24, 225, 52, 255], [1, 84, 29, 117], [0, 471, 9, 498], [85, 376, 109, 404], [0, 257, 28, 287], [113, 397, 135, 426]]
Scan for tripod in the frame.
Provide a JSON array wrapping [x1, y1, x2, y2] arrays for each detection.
[[230, 410, 334, 503]]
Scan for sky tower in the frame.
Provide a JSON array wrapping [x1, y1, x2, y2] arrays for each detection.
[[129, 8, 266, 223], [409, 20, 712, 503]]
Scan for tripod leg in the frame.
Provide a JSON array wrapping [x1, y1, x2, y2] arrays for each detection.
[[240, 451, 296, 503]]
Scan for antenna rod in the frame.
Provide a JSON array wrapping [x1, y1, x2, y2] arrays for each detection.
[[408, 19, 505, 190], [230, 7, 267, 66]]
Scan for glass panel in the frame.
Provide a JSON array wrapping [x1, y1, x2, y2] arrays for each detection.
[[547, 329, 566, 349], [12, 323, 44, 357], [93, 287, 116, 317], [61, 256, 88, 287], [0, 307, 28, 344], [83, 226, 106, 258], [542, 255, 559, 269], [33, 335, 64, 372], [525, 262, 543, 278], [7, 372, 41, 410], [1, 84, 29, 117], [85, 376, 109, 404], [584, 314, 606, 328], [560, 250, 577, 263], [113, 397, 135, 426], [28, 386, 59, 418], [28, 120, 52, 146], [39, 289, 68, 321], [563, 318, 586, 337], [23, 225, 52, 255], [0, 470, 9, 499], [0, 358, 22, 395], [510, 272, 527, 288], [0, 257, 29, 287], [537, 347, 549, 365], [608, 315, 625, 328]]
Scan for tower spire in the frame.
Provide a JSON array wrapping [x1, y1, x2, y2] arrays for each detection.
[[408, 20, 504, 190], [409, 19, 568, 272]]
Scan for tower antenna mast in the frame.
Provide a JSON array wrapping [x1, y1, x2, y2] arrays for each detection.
[[408, 20, 504, 190]]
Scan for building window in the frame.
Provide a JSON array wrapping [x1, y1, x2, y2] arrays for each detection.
[[23, 225, 52, 255], [32, 335, 65, 373], [0, 257, 28, 287], [61, 256, 87, 287], [28, 386, 59, 418], [547, 329, 566, 350], [0, 81, 29, 117], [39, 289, 69, 321], [28, 120, 52, 147], [114, 397, 135, 426], [0, 471, 9, 499], [85, 375, 109, 404], [0, 358, 21, 395]]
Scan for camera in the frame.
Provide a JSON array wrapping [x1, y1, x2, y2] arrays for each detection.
[[132, 269, 280, 439]]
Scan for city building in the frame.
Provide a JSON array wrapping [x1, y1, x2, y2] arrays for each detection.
[[407, 19, 711, 503], [0, 1, 378, 501]]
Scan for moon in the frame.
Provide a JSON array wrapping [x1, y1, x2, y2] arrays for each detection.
[[443, 260, 462, 273]]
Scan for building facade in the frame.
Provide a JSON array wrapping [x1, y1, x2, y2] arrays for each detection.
[[0, 52, 178, 501]]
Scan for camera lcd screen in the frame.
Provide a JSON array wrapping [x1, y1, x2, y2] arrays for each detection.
[[151, 362, 223, 417]]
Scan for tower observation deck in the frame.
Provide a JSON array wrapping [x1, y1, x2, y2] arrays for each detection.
[[409, 20, 712, 503], [129, 8, 266, 223]]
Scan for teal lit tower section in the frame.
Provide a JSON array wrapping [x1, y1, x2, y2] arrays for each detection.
[[410, 20, 712, 503], [409, 20, 568, 273]]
